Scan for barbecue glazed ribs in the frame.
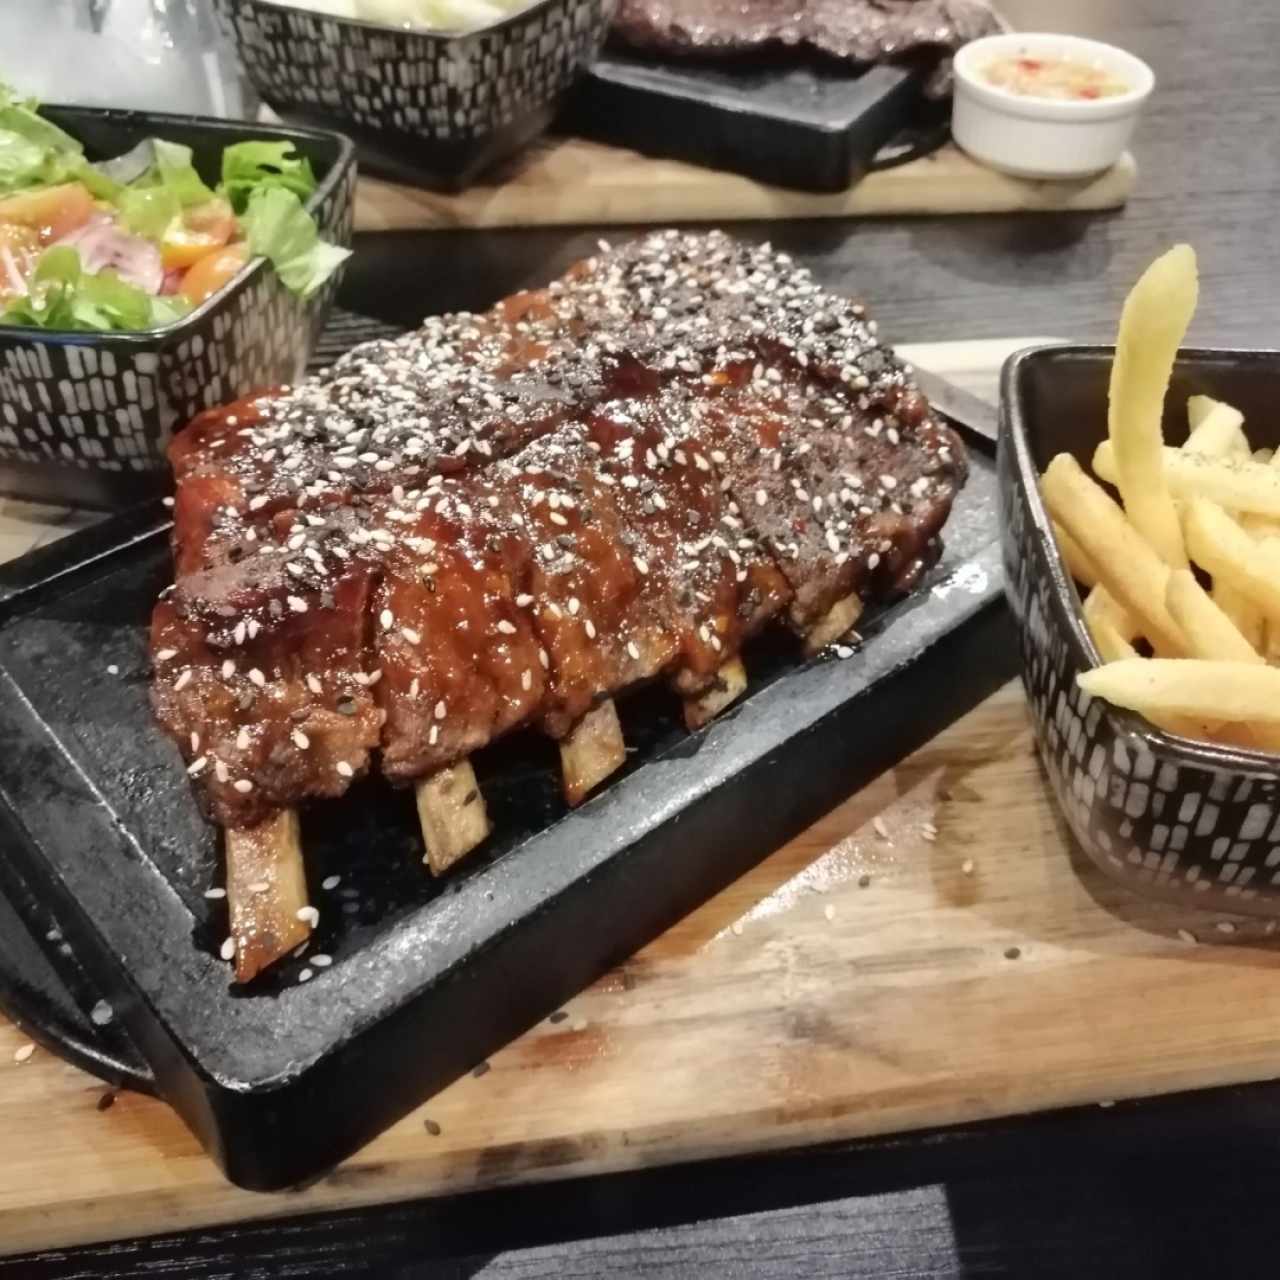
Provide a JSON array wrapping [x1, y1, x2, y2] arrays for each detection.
[[152, 230, 967, 830]]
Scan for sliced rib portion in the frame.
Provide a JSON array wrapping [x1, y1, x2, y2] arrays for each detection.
[[151, 546, 382, 830]]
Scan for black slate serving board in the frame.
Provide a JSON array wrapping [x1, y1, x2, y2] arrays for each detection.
[[0, 332, 1010, 1191], [563, 51, 948, 192]]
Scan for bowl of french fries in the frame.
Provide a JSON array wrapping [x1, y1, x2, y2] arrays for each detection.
[[1000, 244, 1280, 921]]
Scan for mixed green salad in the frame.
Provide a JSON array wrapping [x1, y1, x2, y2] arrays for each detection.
[[0, 83, 350, 332]]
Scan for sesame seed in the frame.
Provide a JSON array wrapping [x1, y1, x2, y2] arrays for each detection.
[[298, 968, 314, 983], [1216, 920, 1237, 935], [497, 619, 517, 635], [429, 725, 440, 745], [1177, 928, 1197, 945], [296, 905, 320, 927], [755, 489, 767, 506], [222, 659, 236, 679], [13, 1043, 35, 1064], [220, 936, 237, 961], [633, 556, 649, 575], [174, 669, 192, 692], [311, 954, 333, 968], [156, 648, 177, 662], [236, 727, 251, 751], [627, 640, 640, 660], [248, 668, 266, 688], [516, 593, 535, 607], [824, 904, 836, 922], [380, 609, 394, 631], [585, 619, 596, 639], [247, 881, 270, 893], [336, 761, 354, 778], [188, 755, 208, 777], [306, 674, 323, 694], [292, 729, 311, 750], [539, 648, 550, 669], [288, 596, 308, 614], [204, 887, 226, 899], [568, 597, 580, 616], [434, 700, 447, 720], [961, 859, 975, 876], [215, 760, 230, 783], [872, 816, 890, 840], [402, 627, 421, 645], [322, 875, 341, 890], [521, 669, 533, 691], [233, 779, 254, 794]]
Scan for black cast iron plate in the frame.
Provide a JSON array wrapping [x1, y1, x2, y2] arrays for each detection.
[[0, 391, 1010, 1191]]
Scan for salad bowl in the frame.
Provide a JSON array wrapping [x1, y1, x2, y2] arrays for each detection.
[[215, 0, 616, 189], [0, 106, 355, 508]]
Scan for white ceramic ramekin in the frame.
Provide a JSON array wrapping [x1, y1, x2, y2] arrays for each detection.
[[952, 32, 1155, 179]]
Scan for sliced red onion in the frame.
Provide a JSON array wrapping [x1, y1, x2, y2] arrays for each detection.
[[0, 245, 28, 298], [54, 220, 164, 295]]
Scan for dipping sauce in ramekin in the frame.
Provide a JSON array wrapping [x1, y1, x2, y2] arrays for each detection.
[[982, 53, 1130, 102], [953, 33, 1155, 179]]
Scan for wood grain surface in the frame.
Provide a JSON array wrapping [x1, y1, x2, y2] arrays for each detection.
[[7, 677, 1280, 1258], [353, 140, 1136, 232], [6, 343, 1280, 1259]]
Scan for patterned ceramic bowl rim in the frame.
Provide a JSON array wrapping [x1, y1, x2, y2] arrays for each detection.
[[1004, 341, 1280, 780], [0, 107, 356, 345], [244, 0, 565, 41]]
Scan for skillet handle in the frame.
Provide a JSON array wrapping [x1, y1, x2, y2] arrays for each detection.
[[0, 853, 155, 1094]]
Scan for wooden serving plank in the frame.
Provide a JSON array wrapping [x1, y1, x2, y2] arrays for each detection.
[[10, 338, 1280, 1260], [354, 138, 1137, 232]]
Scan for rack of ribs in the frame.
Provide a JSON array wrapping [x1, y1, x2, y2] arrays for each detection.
[[151, 229, 967, 980]]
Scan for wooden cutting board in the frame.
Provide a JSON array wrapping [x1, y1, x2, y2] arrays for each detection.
[[354, 138, 1137, 232], [6, 338, 1279, 1260]]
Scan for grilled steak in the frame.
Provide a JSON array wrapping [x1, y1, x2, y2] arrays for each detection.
[[153, 230, 967, 826], [611, 0, 1001, 65]]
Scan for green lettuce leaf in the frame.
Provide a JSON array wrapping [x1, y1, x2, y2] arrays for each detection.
[[1, 245, 190, 332], [220, 140, 316, 214], [117, 184, 181, 240], [0, 83, 82, 162], [0, 81, 122, 198], [240, 186, 349, 300], [149, 138, 214, 205]]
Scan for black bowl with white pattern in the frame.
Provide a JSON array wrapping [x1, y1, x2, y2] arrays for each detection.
[[0, 106, 355, 510], [1001, 343, 1280, 926], [216, 0, 616, 191]]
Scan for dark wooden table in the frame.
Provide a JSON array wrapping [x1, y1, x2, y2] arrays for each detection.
[[12, 1, 1280, 1275]]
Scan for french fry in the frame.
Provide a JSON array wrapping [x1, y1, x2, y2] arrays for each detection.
[[1106, 244, 1196, 568], [1212, 582, 1266, 652], [1079, 658, 1280, 726], [416, 760, 491, 875], [1186, 394, 1215, 432], [1165, 569, 1262, 664], [1094, 441, 1280, 517], [1088, 614, 1138, 663], [1051, 520, 1099, 588], [560, 699, 626, 807], [1041, 454, 1184, 655], [1182, 499, 1280, 620], [225, 810, 310, 984], [684, 657, 748, 731], [1185, 397, 1247, 457]]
